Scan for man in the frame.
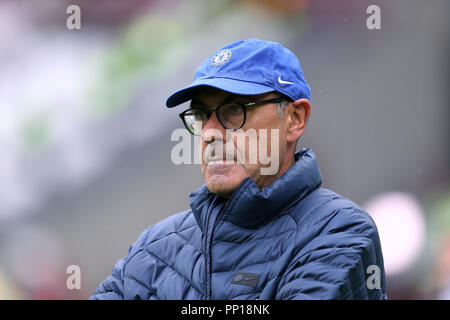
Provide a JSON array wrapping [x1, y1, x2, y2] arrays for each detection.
[[91, 38, 387, 300]]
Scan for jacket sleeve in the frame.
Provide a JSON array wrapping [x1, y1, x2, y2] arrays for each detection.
[[89, 227, 153, 300], [276, 208, 387, 300], [89, 254, 128, 300]]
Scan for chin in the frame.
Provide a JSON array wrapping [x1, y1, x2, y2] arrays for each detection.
[[203, 165, 248, 198], [206, 185, 235, 198], [205, 177, 243, 198]]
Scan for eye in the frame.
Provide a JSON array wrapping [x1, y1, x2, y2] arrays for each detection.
[[183, 109, 209, 133], [225, 104, 242, 115]]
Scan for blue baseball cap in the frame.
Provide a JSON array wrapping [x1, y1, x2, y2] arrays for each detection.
[[166, 38, 311, 108]]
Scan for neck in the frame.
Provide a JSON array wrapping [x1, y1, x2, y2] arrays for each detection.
[[256, 149, 295, 190]]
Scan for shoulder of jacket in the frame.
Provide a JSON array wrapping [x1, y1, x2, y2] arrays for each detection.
[[290, 187, 376, 232]]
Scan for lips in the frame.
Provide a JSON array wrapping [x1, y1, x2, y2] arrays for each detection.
[[205, 156, 236, 165], [203, 143, 239, 165]]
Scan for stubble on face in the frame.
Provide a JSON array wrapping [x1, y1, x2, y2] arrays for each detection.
[[195, 88, 286, 199]]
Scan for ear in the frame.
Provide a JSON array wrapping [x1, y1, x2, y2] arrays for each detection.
[[284, 98, 311, 143]]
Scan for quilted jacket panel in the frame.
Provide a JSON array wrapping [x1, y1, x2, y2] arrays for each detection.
[[90, 148, 387, 300]]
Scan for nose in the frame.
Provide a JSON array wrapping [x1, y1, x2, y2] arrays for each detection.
[[201, 111, 225, 144]]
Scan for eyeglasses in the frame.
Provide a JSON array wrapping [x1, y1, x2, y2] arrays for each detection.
[[179, 97, 285, 135]]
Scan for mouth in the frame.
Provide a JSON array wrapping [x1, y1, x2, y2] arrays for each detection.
[[207, 158, 237, 165], [203, 143, 239, 165]]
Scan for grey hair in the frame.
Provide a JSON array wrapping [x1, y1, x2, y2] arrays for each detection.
[[276, 100, 290, 119], [275, 98, 305, 151]]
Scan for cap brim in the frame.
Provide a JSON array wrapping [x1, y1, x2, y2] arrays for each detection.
[[165, 78, 275, 108]]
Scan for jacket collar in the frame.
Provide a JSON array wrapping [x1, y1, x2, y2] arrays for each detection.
[[189, 148, 322, 231]]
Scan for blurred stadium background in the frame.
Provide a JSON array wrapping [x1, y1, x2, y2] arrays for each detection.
[[0, 0, 449, 299]]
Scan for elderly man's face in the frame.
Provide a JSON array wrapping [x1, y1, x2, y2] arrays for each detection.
[[191, 87, 291, 198]]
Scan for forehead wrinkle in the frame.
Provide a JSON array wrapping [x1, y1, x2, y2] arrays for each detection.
[[191, 90, 277, 110], [190, 91, 235, 109]]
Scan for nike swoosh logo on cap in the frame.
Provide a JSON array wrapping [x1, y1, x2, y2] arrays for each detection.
[[278, 76, 294, 85]]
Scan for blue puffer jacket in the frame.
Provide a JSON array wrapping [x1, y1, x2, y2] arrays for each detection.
[[91, 148, 387, 300]]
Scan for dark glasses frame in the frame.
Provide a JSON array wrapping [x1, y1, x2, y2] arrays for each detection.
[[179, 97, 286, 135]]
